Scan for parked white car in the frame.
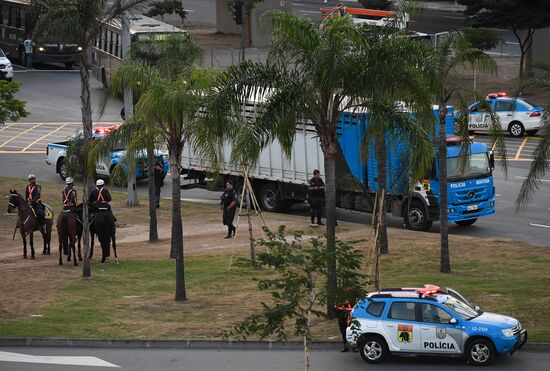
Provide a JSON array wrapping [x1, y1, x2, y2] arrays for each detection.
[[467, 92, 545, 137], [0, 48, 14, 82]]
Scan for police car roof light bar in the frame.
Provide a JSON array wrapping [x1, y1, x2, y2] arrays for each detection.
[[487, 91, 508, 99], [416, 284, 441, 296]]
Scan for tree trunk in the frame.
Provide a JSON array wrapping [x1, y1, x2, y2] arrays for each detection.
[[169, 145, 186, 301], [303, 334, 309, 371], [438, 103, 451, 273], [126, 153, 140, 207], [375, 137, 388, 254], [324, 154, 337, 320], [512, 28, 526, 79], [79, 47, 93, 278], [147, 143, 158, 242], [246, 188, 255, 266]]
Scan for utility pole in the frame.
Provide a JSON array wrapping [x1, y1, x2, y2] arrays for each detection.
[[122, 12, 140, 206], [233, 0, 245, 62]]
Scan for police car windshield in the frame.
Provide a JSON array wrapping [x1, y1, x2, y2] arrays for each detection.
[[442, 296, 479, 320], [447, 153, 490, 180]]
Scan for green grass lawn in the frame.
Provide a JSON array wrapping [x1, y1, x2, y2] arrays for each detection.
[[1, 246, 549, 342]]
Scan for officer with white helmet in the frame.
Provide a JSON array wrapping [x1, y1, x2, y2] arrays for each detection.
[[88, 179, 112, 214], [62, 177, 77, 212]]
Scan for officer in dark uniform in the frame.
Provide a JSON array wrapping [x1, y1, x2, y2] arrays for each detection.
[[336, 293, 355, 352], [220, 180, 237, 239], [25, 174, 44, 224], [62, 177, 78, 212], [154, 158, 164, 208], [308, 169, 325, 226], [88, 179, 112, 212]]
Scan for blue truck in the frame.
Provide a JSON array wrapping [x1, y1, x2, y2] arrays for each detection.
[[335, 107, 495, 231], [180, 104, 495, 231]]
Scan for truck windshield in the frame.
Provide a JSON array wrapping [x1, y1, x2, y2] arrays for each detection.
[[442, 296, 479, 320], [447, 153, 490, 180]]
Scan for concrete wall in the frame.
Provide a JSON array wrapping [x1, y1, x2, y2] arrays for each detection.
[[250, 0, 292, 47], [532, 28, 550, 63], [216, 0, 292, 46]]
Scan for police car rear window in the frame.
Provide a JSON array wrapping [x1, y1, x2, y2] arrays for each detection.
[[366, 301, 385, 317], [520, 99, 538, 108]]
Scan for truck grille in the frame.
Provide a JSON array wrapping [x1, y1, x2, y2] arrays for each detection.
[[454, 186, 490, 204]]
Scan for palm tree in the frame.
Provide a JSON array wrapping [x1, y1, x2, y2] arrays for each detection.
[[425, 32, 497, 273], [34, 0, 150, 277], [104, 34, 219, 301], [204, 12, 365, 318], [516, 62, 550, 209], [88, 116, 164, 242], [353, 27, 436, 258]]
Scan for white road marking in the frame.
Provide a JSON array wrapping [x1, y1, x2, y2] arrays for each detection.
[[529, 223, 550, 229], [0, 351, 120, 368], [515, 176, 550, 182], [495, 194, 501, 197]]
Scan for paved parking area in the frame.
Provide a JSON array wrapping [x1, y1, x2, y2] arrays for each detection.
[[0, 122, 117, 154], [474, 134, 542, 161]]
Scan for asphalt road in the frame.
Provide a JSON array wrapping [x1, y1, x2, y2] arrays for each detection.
[[4, 70, 550, 245], [0, 347, 547, 370]]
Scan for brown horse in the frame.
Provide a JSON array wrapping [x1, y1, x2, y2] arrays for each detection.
[[56, 209, 82, 266], [7, 189, 53, 259]]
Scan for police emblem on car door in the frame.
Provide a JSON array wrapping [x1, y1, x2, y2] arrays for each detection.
[[398, 324, 413, 342], [436, 327, 446, 339]]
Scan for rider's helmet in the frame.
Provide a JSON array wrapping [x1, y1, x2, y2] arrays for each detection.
[[96, 179, 105, 186], [28, 174, 36, 181], [66, 177, 74, 185]]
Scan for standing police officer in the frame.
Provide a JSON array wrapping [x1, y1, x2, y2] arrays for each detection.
[[308, 169, 325, 227], [62, 177, 78, 212], [25, 174, 44, 224], [220, 180, 237, 239], [154, 159, 164, 208]]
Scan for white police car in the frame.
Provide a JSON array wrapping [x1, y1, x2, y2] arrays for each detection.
[[467, 92, 544, 137], [346, 285, 527, 366], [0, 48, 14, 82]]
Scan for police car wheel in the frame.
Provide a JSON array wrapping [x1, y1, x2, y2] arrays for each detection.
[[466, 338, 495, 366], [508, 122, 525, 137], [358, 335, 388, 364]]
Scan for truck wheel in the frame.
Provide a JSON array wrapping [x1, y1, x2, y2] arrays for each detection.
[[358, 335, 388, 364], [466, 338, 495, 366], [508, 121, 525, 137], [57, 158, 68, 180], [404, 200, 433, 231], [259, 183, 281, 212], [455, 218, 477, 227]]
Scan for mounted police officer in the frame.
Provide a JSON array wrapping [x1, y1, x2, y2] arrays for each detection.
[[62, 177, 78, 212], [88, 179, 112, 213], [25, 174, 44, 224]]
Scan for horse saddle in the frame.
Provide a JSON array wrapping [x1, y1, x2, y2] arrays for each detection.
[[43, 204, 54, 220]]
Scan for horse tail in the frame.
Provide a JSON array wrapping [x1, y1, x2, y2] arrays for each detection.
[[61, 214, 69, 255]]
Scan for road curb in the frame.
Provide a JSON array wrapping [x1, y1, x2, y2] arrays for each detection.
[[0, 338, 548, 351]]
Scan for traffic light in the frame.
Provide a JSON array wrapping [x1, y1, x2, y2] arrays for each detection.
[[233, 0, 243, 25]]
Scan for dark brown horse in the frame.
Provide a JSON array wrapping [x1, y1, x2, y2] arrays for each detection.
[[56, 209, 82, 266], [90, 210, 118, 263], [7, 189, 53, 259]]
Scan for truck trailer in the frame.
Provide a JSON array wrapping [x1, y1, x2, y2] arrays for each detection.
[[180, 101, 495, 231]]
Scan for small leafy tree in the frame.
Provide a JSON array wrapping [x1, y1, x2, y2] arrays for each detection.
[[221, 226, 365, 371], [458, 0, 550, 78], [0, 81, 29, 125], [145, 0, 187, 26]]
